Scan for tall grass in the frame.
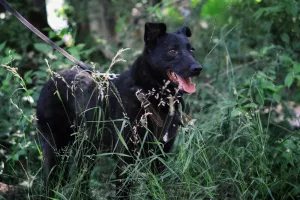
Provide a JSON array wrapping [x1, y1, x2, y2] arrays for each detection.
[[34, 51, 277, 200], [1, 32, 299, 200]]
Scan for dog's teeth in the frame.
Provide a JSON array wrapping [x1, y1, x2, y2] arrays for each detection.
[[171, 72, 177, 79]]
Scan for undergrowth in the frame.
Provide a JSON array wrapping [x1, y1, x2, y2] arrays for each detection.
[[1, 0, 300, 199], [1, 38, 299, 199]]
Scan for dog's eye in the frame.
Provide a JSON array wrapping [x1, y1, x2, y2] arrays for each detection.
[[190, 48, 195, 56], [168, 49, 178, 54]]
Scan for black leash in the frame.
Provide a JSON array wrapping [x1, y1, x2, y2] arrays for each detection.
[[0, 0, 93, 72]]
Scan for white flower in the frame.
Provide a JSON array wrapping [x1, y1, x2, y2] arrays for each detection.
[[22, 96, 34, 104]]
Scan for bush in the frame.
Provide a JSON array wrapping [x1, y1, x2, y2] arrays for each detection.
[[1, 0, 299, 199]]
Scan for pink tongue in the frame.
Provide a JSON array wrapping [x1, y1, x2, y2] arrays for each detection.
[[177, 75, 196, 94]]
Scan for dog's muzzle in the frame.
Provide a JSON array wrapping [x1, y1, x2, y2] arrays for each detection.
[[189, 63, 202, 76]]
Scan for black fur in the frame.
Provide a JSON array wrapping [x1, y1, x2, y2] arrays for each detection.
[[37, 22, 202, 199]]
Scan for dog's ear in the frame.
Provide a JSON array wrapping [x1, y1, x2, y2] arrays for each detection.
[[175, 26, 192, 37], [144, 22, 167, 42]]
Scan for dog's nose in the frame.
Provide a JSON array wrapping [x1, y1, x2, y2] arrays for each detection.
[[190, 64, 202, 75]]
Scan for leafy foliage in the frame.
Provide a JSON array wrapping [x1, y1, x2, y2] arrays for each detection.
[[0, 0, 300, 199]]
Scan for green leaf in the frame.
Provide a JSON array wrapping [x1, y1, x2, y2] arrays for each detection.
[[292, 41, 300, 51], [76, 44, 85, 51], [256, 87, 264, 105], [273, 92, 281, 103], [266, 5, 283, 13], [51, 60, 65, 68], [254, 9, 264, 20], [284, 73, 294, 88], [249, 50, 261, 57], [291, 6, 298, 17], [262, 80, 276, 91], [24, 71, 33, 84], [11, 52, 22, 60], [0, 41, 6, 52], [0, 56, 12, 64], [261, 45, 275, 55], [254, 6, 283, 19], [95, 152, 131, 157], [286, 2, 298, 17], [243, 103, 257, 109], [274, 85, 284, 92], [294, 62, 300, 73], [279, 55, 293, 63], [191, 0, 199, 8], [280, 33, 290, 44], [49, 31, 57, 39], [67, 47, 80, 61], [113, 120, 128, 151], [231, 108, 242, 117], [59, 28, 68, 37], [155, 8, 163, 19], [34, 43, 52, 54]]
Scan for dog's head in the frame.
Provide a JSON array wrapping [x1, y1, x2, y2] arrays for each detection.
[[144, 22, 202, 94]]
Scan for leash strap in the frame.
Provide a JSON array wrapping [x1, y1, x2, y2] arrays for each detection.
[[0, 0, 92, 72]]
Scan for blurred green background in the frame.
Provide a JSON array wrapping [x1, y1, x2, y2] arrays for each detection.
[[0, 0, 300, 199]]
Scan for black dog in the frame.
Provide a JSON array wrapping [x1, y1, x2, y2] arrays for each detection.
[[37, 22, 202, 198]]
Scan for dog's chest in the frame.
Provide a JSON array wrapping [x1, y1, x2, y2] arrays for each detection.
[[108, 77, 183, 145], [129, 90, 182, 143]]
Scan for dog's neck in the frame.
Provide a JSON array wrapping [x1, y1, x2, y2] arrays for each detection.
[[130, 54, 162, 91]]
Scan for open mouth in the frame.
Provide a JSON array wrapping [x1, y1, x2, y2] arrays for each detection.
[[167, 70, 196, 94]]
